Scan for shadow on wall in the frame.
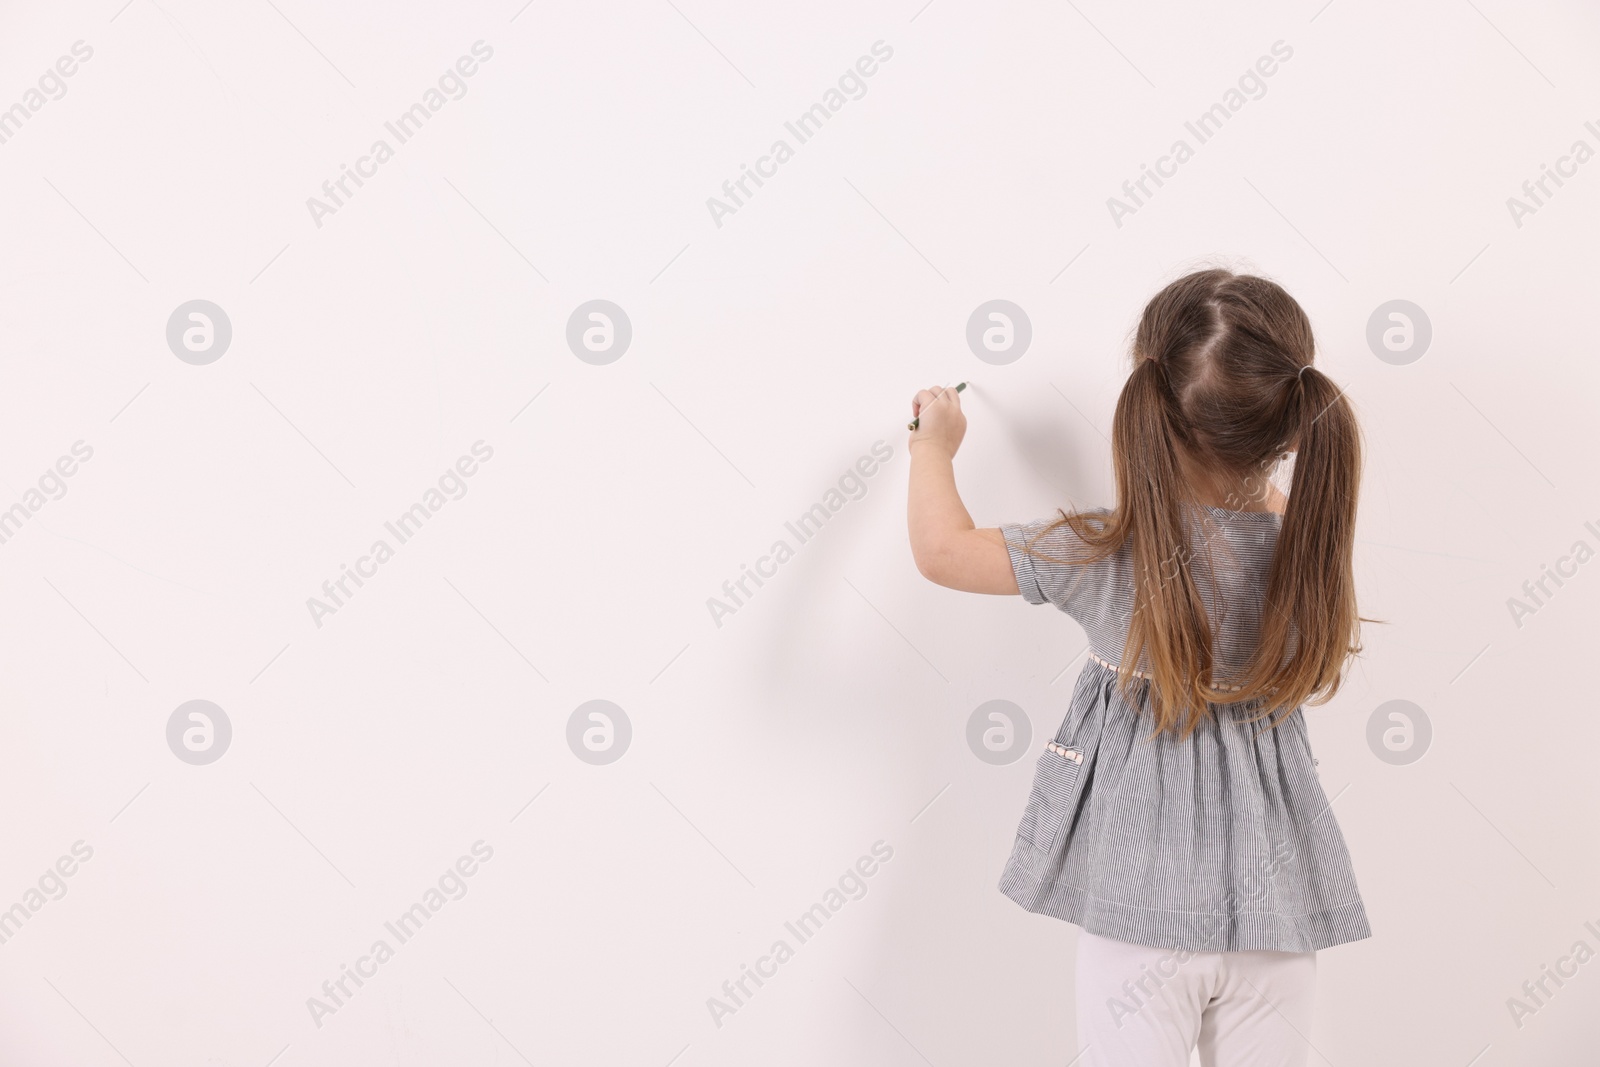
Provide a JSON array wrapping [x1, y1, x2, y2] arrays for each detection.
[[748, 383, 1109, 690], [739, 384, 1111, 1056]]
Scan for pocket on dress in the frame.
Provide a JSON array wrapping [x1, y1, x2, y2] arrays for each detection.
[[1014, 741, 1088, 853]]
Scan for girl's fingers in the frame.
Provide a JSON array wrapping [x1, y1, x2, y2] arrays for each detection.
[[911, 385, 961, 421]]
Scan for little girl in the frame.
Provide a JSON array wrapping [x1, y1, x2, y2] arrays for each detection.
[[906, 268, 1371, 1066]]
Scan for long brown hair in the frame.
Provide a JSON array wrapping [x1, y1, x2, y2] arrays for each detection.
[[1027, 267, 1367, 738]]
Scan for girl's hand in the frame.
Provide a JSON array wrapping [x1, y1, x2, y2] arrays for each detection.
[[909, 384, 966, 457]]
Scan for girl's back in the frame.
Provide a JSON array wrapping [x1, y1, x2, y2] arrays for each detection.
[[1012, 502, 1288, 685]]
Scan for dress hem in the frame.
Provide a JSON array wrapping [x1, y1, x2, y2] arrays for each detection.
[[998, 850, 1373, 954]]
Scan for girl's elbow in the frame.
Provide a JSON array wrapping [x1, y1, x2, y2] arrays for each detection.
[[912, 544, 950, 586]]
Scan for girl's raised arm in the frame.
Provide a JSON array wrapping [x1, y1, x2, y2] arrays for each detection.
[[905, 385, 1018, 595]]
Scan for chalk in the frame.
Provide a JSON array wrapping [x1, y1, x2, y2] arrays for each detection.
[[907, 381, 967, 431]]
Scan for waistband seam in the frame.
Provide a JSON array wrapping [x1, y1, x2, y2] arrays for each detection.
[[1087, 650, 1248, 692]]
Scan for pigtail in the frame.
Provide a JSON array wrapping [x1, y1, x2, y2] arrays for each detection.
[[1112, 357, 1220, 737], [1238, 366, 1364, 724]]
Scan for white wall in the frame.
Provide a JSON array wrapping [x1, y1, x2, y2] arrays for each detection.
[[0, 0, 1596, 1063]]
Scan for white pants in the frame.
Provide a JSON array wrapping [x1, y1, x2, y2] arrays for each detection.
[[1073, 930, 1317, 1067]]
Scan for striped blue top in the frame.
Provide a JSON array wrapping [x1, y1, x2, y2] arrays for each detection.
[[997, 505, 1372, 953]]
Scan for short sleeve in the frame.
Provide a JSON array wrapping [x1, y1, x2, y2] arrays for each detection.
[[1000, 513, 1105, 616]]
